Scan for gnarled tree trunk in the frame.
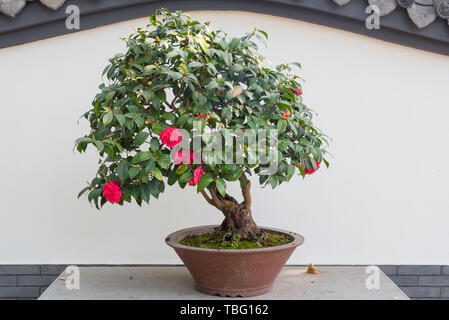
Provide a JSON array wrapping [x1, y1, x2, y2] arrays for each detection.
[[200, 180, 263, 240]]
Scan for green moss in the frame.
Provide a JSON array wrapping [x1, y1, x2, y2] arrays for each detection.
[[178, 231, 293, 250]]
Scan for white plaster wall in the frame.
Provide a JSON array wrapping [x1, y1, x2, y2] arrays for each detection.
[[0, 11, 448, 264]]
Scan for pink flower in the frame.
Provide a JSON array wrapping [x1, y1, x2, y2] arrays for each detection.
[[102, 181, 122, 204], [196, 113, 207, 119], [305, 161, 320, 175], [173, 150, 195, 165], [282, 110, 290, 119], [291, 86, 302, 95], [160, 128, 182, 148], [188, 167, 204, 186]]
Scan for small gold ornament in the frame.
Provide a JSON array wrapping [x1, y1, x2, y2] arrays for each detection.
[[306, 264, 320, 274]]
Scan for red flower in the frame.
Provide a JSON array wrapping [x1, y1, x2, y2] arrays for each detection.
[[282, 110, 290, 119], [160, 128, 182, 147], [291, 86, 302, 95], [304, 161, 320, 175], [173, 150, 195, 165], [196, 113, 208, 119], [188, 167, 204, 186], [102, 181, 122, 204]]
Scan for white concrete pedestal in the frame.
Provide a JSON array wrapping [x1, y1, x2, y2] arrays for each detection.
[[39, 266, 409, 300]]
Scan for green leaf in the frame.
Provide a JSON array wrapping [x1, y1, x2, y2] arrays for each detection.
[[277, 119, 287, 134], [157, 153, 171, 169], [215, 178, 226, 197], [166, 51, 179, 59], [179, 171, 193, 184], [128, 166, 140, 179], [94, 140, 104, 152], [103, 112, 113, 126], [130, 185, 140, 200], [151, 167, 163, 181], [231, 167, 244, 181], [140, 184, 150, 203], [222, 107, 232, 121], [132, 152, 152, 163], [230, 64, 244, 73], [150, 137, 160, 152], [151, 94, 161, 110], [229, 37, 240, 51], [176, 164, 188, 175], [115, 114, 125, 126], [197, 173, 214, 192], [145, 158, 156, 173], [167, 171, 178, 185], [144, 65, 157, 72], [268, 176, 278, 189], [135, 132, 149, 146], [105, 91, 115, 103], [287, 165, 295, 180], [88, 188, 102, 202], [176, 114, 190, 126], [188, 61, 203, 69], [162, 112, 176, 122], [148, 179, 160, 198], [117, 162, 128, 181], [291, 62, 302, 69], [257, 29, 268, 40], [78, 186, 90, 199], [207, 80, 219, 91], [151, 123, 165, 135]]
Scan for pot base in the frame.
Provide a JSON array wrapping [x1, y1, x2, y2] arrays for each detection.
[[195, 283, 274, 297]]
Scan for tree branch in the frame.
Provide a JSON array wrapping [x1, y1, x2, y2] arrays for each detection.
[[208, 186, 225, 210], [242, 180, 251, 208], [200, 189, 216, 208]]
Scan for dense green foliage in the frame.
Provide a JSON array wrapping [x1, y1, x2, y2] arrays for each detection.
[[76, 9, 329, 208]]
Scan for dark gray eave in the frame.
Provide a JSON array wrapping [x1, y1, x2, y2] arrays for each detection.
[[1, 0, 449, 56]]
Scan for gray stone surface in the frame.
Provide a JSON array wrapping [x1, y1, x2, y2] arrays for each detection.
[[442, 266, 449, 275], [40, 265, 67, 275], [441, 287, 449, 297], [435, 0, 449, 19], [0, 286, 40, 298], [39, 266, 408, 300], [0, 0, 26, 17], [419, 276, 449, 286], [401, 286, 441, 298], [0, 265, 40, 275], [39, 0, 65, 10], [398, 265, 441, 275], [0, 276, 17, 286], [18, 275, 57, 287], [389, 275, 418, 286], [407, 3, 438, 28], [378, 265, 398, 275], [368, 0, 398, 16]]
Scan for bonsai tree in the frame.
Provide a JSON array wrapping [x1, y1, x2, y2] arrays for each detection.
[[76, 9, 329, 241]]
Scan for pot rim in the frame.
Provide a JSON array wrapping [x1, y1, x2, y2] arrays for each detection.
[[165, 225, 304, 254]]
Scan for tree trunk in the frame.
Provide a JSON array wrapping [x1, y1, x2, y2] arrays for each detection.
[[200, 180, 263, 240]]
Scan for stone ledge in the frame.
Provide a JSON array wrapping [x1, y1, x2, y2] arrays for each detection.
[[39, 266, 408, 300]]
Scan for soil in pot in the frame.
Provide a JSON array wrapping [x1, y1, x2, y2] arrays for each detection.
[[179, 230, 293, 249]]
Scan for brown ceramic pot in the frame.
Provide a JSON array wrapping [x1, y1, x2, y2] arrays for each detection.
[[165, 225, 304, 297]]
